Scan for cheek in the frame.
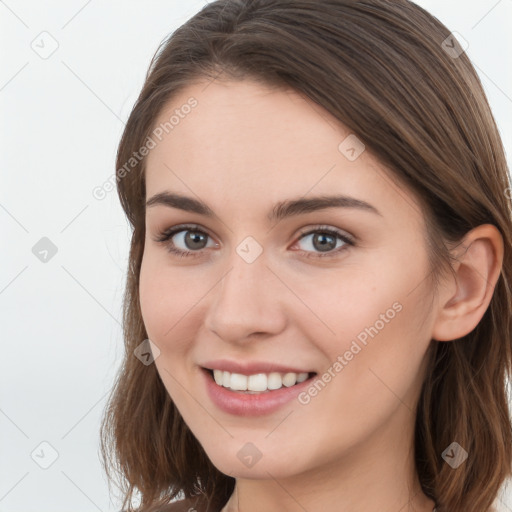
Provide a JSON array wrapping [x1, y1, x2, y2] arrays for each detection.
[[139, 256, 198, 402], [139, 253, 179, 343], [326, 282, 432, 416], [304, 249, 433, 376], [139, 256, 163, 339], [292, 267, 401, 349], [139, 252, 204, 351]]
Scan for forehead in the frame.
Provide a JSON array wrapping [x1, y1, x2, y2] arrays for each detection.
[[147, 79, 346, 166], [144, 79, 423, 224]]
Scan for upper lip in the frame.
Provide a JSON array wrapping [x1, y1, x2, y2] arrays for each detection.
[[201, 359, 316, 376]]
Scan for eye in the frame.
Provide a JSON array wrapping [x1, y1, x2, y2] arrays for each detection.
[[293, 226, 354, 259], [153, 223, 355, 260], [153, 224, 218, 258]]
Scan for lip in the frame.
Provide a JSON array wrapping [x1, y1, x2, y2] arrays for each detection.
[[201, 367, 317, 417], [201, 359, 314, 375]]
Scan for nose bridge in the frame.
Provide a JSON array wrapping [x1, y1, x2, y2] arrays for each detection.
[[204, 243, 286, 341]]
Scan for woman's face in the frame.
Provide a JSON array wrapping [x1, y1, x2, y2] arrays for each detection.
[[140, 79, 438, 480]]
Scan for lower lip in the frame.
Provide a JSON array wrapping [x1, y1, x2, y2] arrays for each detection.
[[201, 367, 316, 417]]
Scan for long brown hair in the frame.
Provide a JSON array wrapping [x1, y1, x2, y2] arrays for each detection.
[[99, 1, 512, 511]]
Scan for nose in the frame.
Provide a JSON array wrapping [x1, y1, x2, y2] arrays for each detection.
[[203, 251, 287, 344]]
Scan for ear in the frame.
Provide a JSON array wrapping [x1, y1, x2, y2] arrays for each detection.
[[431, 224, 504, 342]]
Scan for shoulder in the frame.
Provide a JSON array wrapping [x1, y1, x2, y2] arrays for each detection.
[[146, 497, 208, 512]]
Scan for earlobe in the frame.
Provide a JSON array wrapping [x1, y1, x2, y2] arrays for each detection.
[[431, 224, 504, 342]]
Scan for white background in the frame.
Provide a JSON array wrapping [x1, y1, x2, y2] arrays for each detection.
[[1, 1, 511, 511]]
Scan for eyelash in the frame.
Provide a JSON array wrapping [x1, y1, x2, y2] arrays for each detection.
[[153, 223, 355, 260]]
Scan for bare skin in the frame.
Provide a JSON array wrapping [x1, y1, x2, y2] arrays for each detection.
[[139, 78, 503, 512]]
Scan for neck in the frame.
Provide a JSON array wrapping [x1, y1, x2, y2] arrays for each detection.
[[221, 405, 436, 512], [222, 467, 435, 512]]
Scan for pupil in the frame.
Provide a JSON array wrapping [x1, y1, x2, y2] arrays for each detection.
[[313, 233, 335, 252], [183, 231, 336, 252], [185, 231, 207, 250]]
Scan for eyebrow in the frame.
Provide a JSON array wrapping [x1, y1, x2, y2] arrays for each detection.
[[145, 191, 382, 222]]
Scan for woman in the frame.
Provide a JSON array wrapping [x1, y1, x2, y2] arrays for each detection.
[[100, 1, 512, 511]]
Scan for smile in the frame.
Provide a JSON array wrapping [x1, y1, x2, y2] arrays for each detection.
[[210, 369, 313, 393], [201, 367, 318, 416]]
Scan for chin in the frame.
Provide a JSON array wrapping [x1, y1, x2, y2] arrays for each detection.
[[202, 441, 308, 480]]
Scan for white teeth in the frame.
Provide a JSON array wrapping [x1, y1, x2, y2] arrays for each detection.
[[248, 373, 267, 391], [230, 372, 247, 391], [296, 372, 308, 383], [213, 369, 223, 386], [282, 372, 297, 387], [267, 372, 282, 390], [211, 369, 310, 392]]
